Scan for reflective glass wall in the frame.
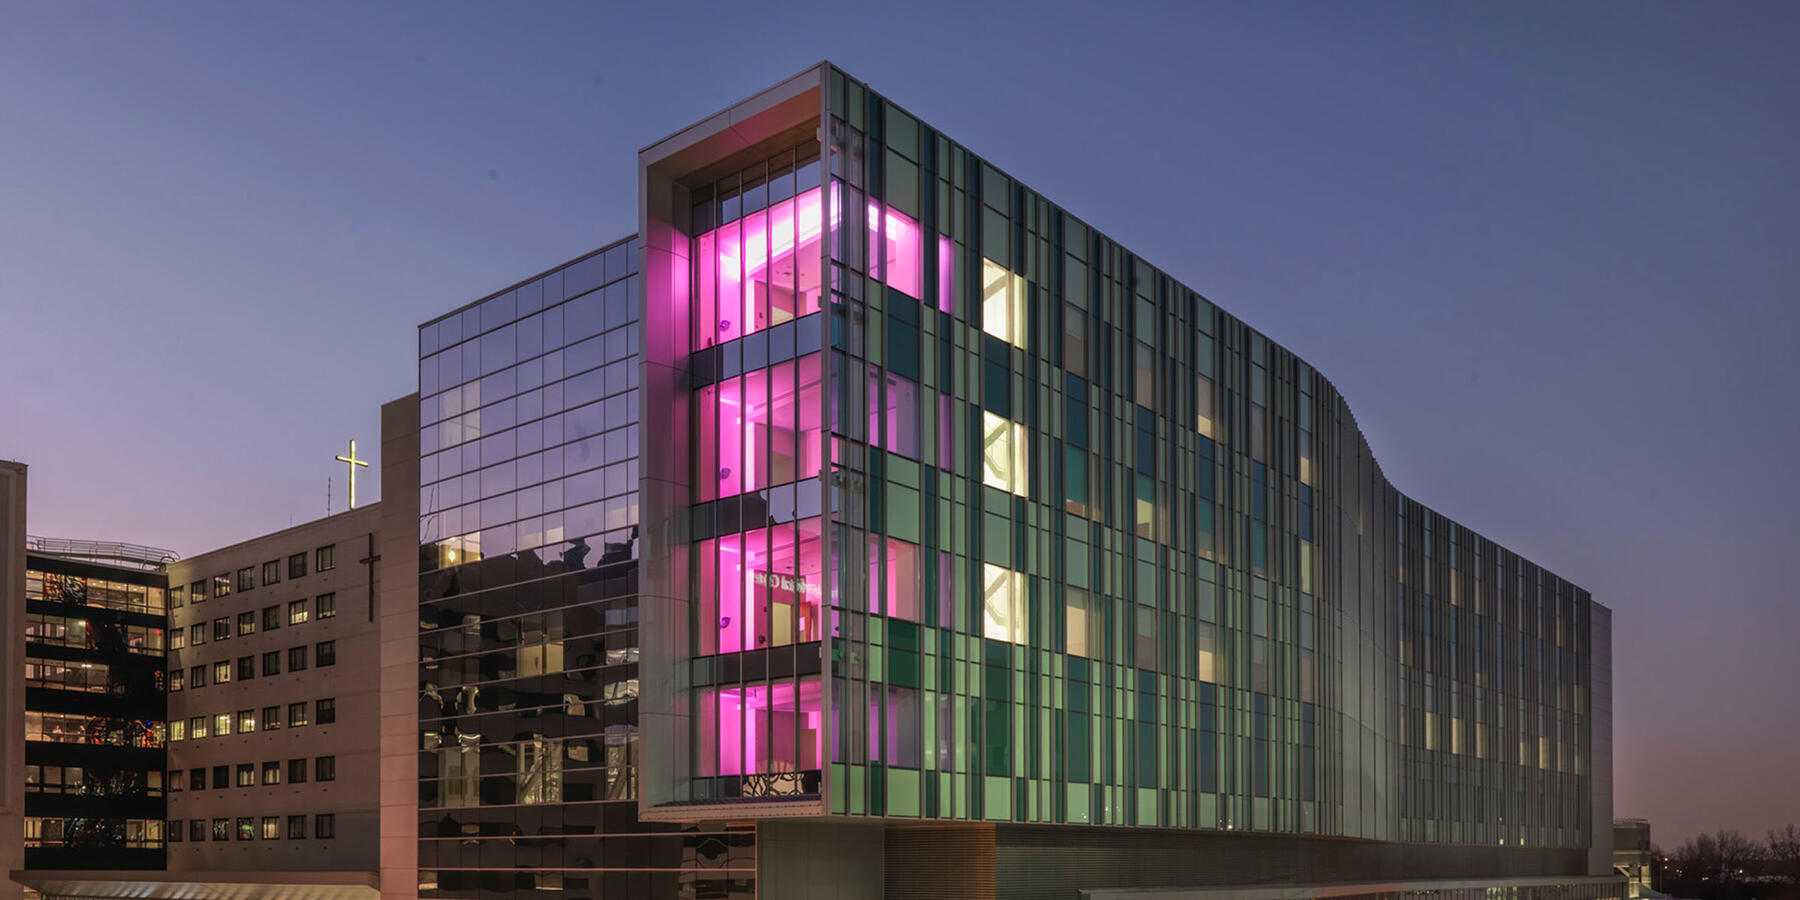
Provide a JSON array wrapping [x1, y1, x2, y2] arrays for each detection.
[[417, 239, 752, 900]]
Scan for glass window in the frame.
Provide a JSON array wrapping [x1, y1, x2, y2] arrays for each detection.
[[314, 813, 335, 839], [262, 761, 281, 785], [288, 600, 309, 625], [212, 818, 230, 841], [262, 705, 280, 730], [693, 184, 825, 349], [315, 756, 335, 782], [189, 767, 205, 790], [237, 709, 255, 733], [190, 665, 204, 688], [189, 623, 204, 646], [288, 552, 307, 579], [867, 201, 923, 298], [288, 646, 307, 671], [262, 652, 280, 677], [286, 814, 306, 839], [212, 618, 230, 641], [1197, 621, 1218, 683], [1135, 604, 1158, 670], [981, 412, 1029, 497], [261, 816, 279, 839], [169, 585, 185, 609], [236, 764, 254, 787], [696, 678, 822, 777], [237, 611, 255, 636], [694, 353, 824, 501], [695, 517, 825, 655], [1063, 304, 1087, 376], [214, 713, 230, 736], [262, 605, 280, 631], [868, 534, 922, 621], [868, 685, 921, 768], [315, 545, 335, 571], [190, 716, 207, 739], [1066, 588, 1093, 657], [1063, 447, 1088, 517], [261, 560, 280, 586], [169, 670, 184, 693], [982, 564, 1026, 644], [237, 656, 255, 680], [867, 369, 920, 459], [288, 759, 307, 784], [288, 702, 308, 727], [212, 765, 228, 788], [317, 698, 336, 725], [316, 593, 336, 619], [1196, 375, 1216, 438], [316, 640, 336, 667], [235, 569, 253, 592], [1134, 341, 1156, 411], [212, 661, 231, 684], [981, 259, 1026, 347]]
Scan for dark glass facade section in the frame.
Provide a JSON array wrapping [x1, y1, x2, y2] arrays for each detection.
[[417, 240, 753, 899], [23, 553, 168, 869]]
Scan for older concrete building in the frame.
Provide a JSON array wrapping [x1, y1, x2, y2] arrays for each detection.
[[161, 505, 382, 876]]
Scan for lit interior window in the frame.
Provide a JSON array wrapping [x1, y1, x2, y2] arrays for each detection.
[[981, 258, 1026, 347], [699, 679, 822, 777], [695, 186, 826, 349], [981, 412, 1029, 497], [983, 564, 1026, 644], [696, 518, 825, 655]]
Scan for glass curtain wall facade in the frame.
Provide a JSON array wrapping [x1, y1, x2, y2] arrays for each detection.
[[22, 555, 168, 869], [637, 64, 1611, 896], [416, 240, 753, 900]]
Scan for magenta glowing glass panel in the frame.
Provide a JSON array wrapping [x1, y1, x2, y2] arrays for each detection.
[[698, 678, 823, 777], [694, 187, 826, 350], [695, 517, 825, 655], [867, 535, 922, 621], [937, 235, 954, 313], [866, 203, 922, 299], [694, 353, 824, 502]]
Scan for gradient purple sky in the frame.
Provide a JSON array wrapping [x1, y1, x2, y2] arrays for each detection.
[[3, 1, 1795, 847]]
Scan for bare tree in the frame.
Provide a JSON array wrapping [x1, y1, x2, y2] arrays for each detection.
[[1713, 829, 1758, 880], [1769, 824, 1800, 883]]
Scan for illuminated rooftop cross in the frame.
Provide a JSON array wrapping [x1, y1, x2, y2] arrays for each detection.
[[335, 439, 369, 510]]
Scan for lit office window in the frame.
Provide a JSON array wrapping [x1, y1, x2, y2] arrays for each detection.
[[983, 564, 1026, 644], [981, 412, 1028, 497], [981, 259, 1026, 347]]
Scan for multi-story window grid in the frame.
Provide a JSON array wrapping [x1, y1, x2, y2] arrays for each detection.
[[638, 65, 1599, 866]]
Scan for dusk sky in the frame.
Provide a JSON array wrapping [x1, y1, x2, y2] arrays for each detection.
[[3, 1, 1795, 847]]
